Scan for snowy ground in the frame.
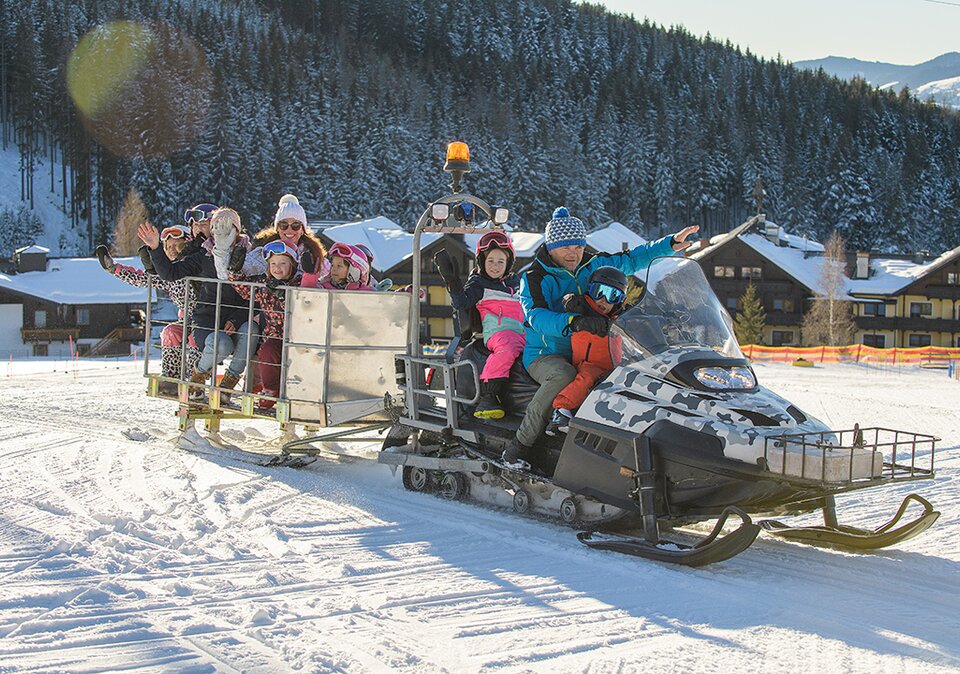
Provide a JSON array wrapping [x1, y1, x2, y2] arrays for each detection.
[[0, 361, 957, 673]]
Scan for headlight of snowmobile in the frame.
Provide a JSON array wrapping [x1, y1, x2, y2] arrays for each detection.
[[693, 366, 756, 390], [491, 206, 510, 225], [431, 203, 450, 222]]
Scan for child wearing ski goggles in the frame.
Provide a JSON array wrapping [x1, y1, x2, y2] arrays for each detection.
[[159, 224, 192, 261], [228, 239, 304, 409], [548, 266, 629, 436]]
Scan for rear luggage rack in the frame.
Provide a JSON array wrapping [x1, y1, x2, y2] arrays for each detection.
[[762, 426, 936, 487]]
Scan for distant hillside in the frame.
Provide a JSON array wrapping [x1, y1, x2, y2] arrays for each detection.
[[2, 0, 960, 256], [794, 52, 960, 108]]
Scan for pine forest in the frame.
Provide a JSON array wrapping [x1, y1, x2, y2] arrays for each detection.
[[2, 0, 959, 256]]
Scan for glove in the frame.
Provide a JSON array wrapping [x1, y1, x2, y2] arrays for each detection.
[[300, 247, 317, 275], [562, 293, 588, 314], [227, 245, 247, 273], [138, 245, 156, 274], [373, 278, 393, 292], [95, 245, 115, 272], [266, 277, 285, 291], [569, 315, 610, 337], [434, 250, 462, 293], [212, 218, 238, 250]]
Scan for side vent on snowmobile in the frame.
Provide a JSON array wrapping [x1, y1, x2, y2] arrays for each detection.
[[730, 408, 782, 427], [786, 405, 807, 424], [616, 390, 656, 404]]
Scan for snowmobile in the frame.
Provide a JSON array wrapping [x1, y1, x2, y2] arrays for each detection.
[[374, 145, 940, 567], [141, 142, 939, 566]]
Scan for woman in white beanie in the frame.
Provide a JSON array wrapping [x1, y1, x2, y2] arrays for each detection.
[[247, 193, 328, 285]]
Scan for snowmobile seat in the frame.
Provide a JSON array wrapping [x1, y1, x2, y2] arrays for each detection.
[[454, 338, 539, 416]]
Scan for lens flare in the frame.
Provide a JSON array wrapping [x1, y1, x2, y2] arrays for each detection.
[[67, 21, 212, 159]]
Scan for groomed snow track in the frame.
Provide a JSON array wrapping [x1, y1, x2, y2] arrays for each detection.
[[0, 361, 957, 672]]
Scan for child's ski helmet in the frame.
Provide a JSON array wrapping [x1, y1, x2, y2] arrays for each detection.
[[475, 230, 515, 277], [588, 266, 628, 306]]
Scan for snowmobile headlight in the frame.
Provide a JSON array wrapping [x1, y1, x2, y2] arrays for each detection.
[[694, 366, 756, 390], [431, 203, 450, 221], [491, 206, 510, 225]]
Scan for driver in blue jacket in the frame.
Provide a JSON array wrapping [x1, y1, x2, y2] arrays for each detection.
[[502, 207, 699, 470]]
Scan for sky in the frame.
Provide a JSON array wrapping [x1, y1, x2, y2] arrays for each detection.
[[589, 0, 960, 65]]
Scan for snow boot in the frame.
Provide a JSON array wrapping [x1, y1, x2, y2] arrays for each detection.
[[545, 408, 572, 436], [501, 437, 532, 471], [474, 379, 506, 419], [189, 369, 209, 401], [218, 371, 241, 403]]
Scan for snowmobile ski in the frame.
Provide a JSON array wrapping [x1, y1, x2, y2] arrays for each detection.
[[759, 493, 939, 550], [577, 506, 761, 567]]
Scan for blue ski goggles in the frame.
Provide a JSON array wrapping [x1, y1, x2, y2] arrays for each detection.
[[588, 281, 626, 305], [262, 240, 300, 264], [183, 203, 218, 225]]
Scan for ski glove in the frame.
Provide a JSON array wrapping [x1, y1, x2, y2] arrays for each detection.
[[212, 218, 238, 250], [138, 245, 156, 274], [299, 247, 316, 275], [227, 245, 247, 274], [434, 249, 462, 295], [562, 293, 588, 315], [95, 245, 115, 273], [569, 315, 610, 337]]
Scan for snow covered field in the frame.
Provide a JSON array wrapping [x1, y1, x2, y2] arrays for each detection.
[[0, 361, 957, 672]]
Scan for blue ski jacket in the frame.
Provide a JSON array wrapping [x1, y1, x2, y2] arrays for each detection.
[[519, 236, 677, 368]]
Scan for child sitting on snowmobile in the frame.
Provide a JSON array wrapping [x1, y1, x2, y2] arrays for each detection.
[[315, 242, 375, 291], [228, 241, 303, 409], [437, 231, 525, 419], [545, 266, 627, 435], [97, 223, 201, 392]]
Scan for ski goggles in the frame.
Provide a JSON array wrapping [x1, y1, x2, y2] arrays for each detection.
[[476, 230, 511, 252], [160, 224, 192, 241], [262, 240, 300, 264], [277, 220, 302, 232], [183, 203, 217, 225], [588, 281, 626, 305]]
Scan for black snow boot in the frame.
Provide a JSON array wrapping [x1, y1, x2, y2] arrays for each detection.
[[501, 437, 532, 470], [474, 379, 506, 419]]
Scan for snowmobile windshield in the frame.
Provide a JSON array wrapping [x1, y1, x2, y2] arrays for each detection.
[[612, 256, 744, 365]]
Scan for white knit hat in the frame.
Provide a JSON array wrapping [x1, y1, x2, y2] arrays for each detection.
[[274, 194, 307, 227]]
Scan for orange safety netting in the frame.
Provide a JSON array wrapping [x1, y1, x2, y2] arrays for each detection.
[[741, 344, 960, 367]]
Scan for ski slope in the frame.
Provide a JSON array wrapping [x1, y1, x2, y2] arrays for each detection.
[[0, 361, 957, 672]]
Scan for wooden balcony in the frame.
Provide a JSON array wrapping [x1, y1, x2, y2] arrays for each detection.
[[21, 328, 81, 342]]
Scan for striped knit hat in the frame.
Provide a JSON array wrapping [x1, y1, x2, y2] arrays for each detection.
[[545, 207, 586, 251]]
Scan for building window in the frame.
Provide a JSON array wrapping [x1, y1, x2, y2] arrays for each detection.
[[714, 266, 735, 278], [863, 334, 886, 348], [741, 266, 762, 280], [34, 310, 47, 328], [909, 302, 933, 318], [33, 343, 48, 357], [771, 330, 794, 346], [947, 272, 958, 285], [908, 334, 931, 347], [726, 297, 738, 311], [862, 303, 886, 317], [771, 298, 794, 312], [76, 308, 90, 325]]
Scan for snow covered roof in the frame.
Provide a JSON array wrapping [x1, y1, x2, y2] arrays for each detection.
[[739, 233, 830, 294], [587, 221, 646, 254], [0, 256, 154, 304], [15, 244, 50, 254], [848, 244, 960, 296], [321, 216, 441, 273]]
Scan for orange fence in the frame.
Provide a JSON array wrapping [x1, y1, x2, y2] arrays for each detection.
[[742, 344, 960, 367]]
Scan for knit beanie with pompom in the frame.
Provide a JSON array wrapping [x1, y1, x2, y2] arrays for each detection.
[[274, 194, 307, 227], [544, 207, 586, 251]]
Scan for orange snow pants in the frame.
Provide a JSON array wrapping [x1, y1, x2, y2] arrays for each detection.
[[553, 331, 619, 411]]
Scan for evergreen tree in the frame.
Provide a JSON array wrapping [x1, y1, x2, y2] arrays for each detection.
[[802, 231, 857, 346], [733, 282, 766, 345]]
